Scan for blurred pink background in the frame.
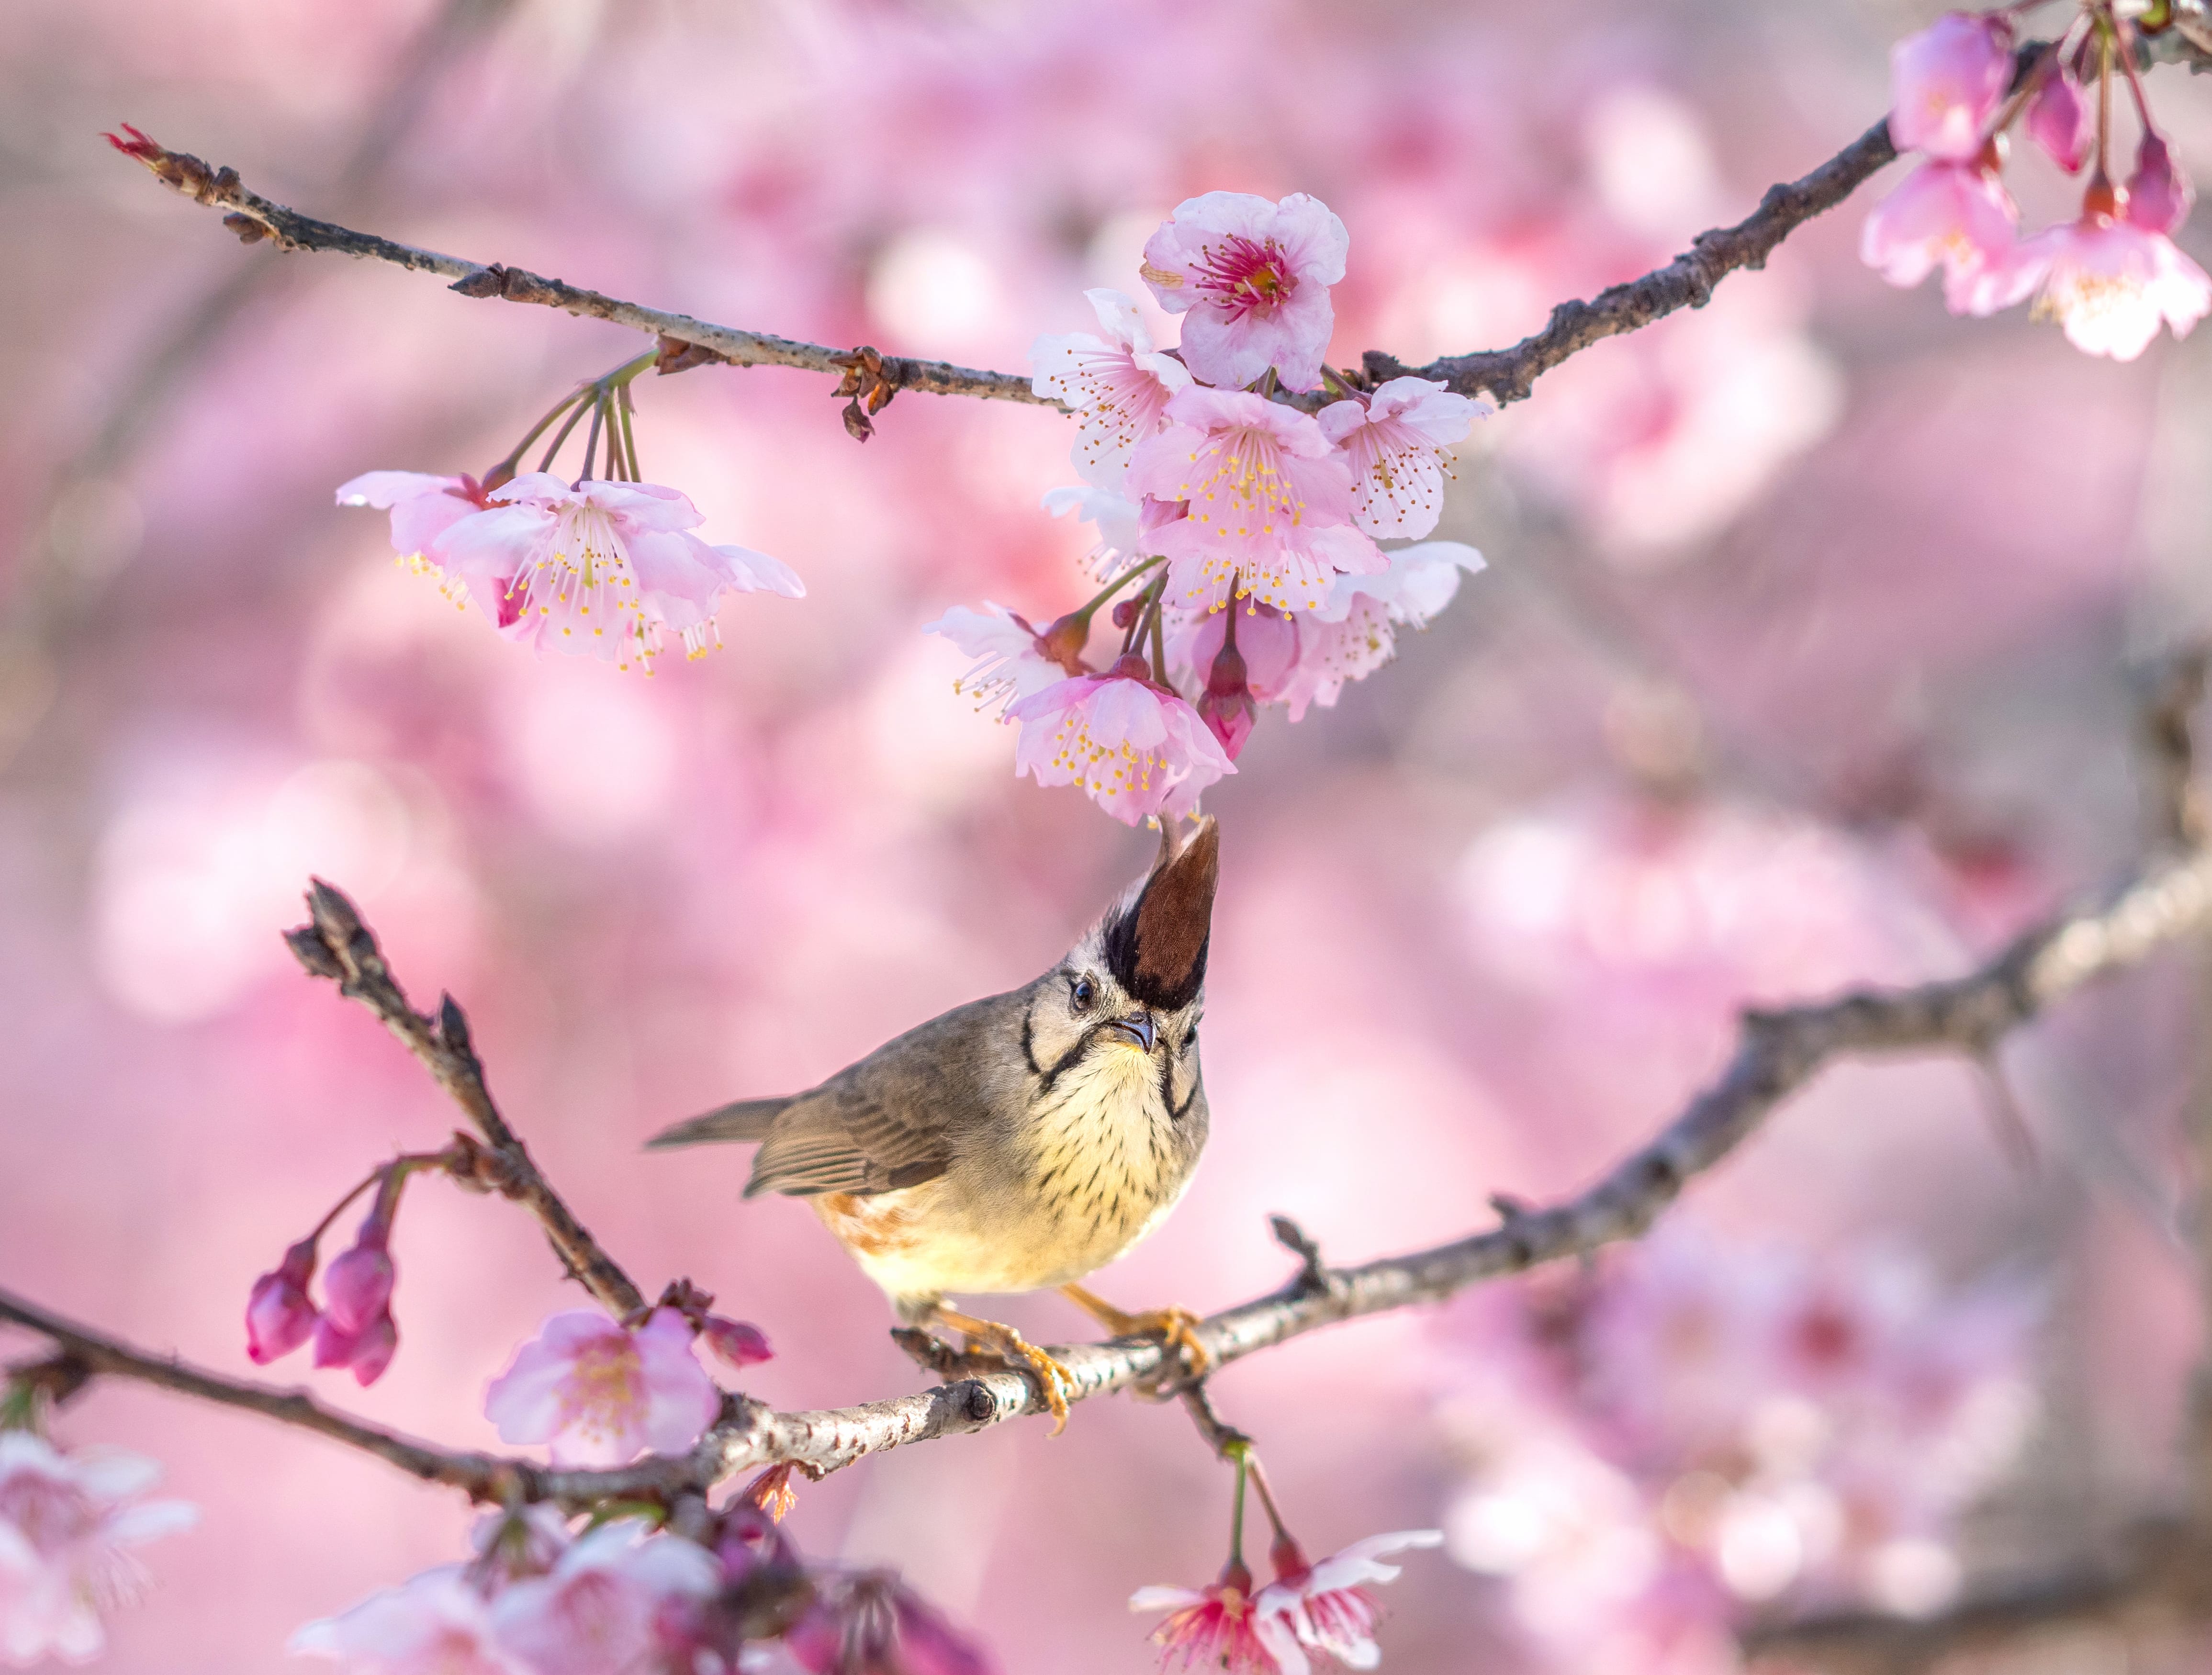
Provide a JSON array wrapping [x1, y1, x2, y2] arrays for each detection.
[[6, 0, 2212, 1671]]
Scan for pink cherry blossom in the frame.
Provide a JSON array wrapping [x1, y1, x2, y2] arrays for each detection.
[[313, 1185, 400, 1386], [926, 603, 1083, 714], [488, 1523, 720, 1675], [1314, 378, 1487, 539], [1032, 289, 1195, 486], [1173, 600, 1300, 705], [1005, 655, 1234, 825], [787, 1572, 996, 1675], [427, 475, 803, 672], [1998, 214, 2212, 360], [2128, 135, 2194, 236], [1139, 192, 1349, 392], [291, 1567, 522, 1675], [1886, 12, 2012, 162], [336, 471, 496, 566], [1131, 1563, 1305, 1675], [1043, 484, 1148, 578], [1125, 387, 1382, 615], [1194, 608, 1258, 760], [1257, 1529, 1442, 1669], [2025, 70, 2089, 174], [0, 1435, 197, 1666], [699, 1315, 773, 1373], [1275, 541, 1484, 721], [245, 1237, 320, 1365], [1859, 160, 2019, 314], [483, 1308, 721, 1468]]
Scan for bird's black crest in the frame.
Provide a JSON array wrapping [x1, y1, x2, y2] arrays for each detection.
[[1102, 818, 1218, 1012]]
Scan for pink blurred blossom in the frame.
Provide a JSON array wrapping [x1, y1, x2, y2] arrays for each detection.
[[1859, 160, 2020, 314], [291, 1568, 520, 1675], [1996, 214, 2212, 361], [2025, 71, 2090, 173], [1140, 192, 1349, 392], [429, 475, 802, 671], [1315, 377, 1487, 539], [483, 1308, 721, 1469], [1257, 1529, 1442, 1669], [0, 1435, 197, 1666], [245, 1236, 321, 1365], [1886, 12, 2012, 162], [1276, 541, 1484, 720], [2127, 134, 2194, 236], [1006, 655, 1234, 824], [1126, 387, 1381, 615], [1131, 1563, 1305, 1675], [699, 1315, 774, 1373], [487, 1523, 720, 1675], [787, 1572, 997, 1675], [1032, 289, 1194, 487], [926, 603, 1084, 714]]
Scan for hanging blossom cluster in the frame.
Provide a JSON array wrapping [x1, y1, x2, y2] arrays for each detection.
[[1130, 1444, 1441, 1675], [1863, 2, 2211, 360], [338, 350, 803, 673], [1439, 1221, 2042, 1671], [933, 191, 1488, 826], [292, 1499, 994, 1675]]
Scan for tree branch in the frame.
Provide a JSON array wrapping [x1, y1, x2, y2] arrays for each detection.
[[283, 879, 648, 1318], [107, 110, 1902, 415], [10, 831, 2212, 1502]]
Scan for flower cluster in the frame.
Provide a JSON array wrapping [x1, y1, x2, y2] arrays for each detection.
[[1863, 5, 2211, 360], [338, 353, 802, 673], [0, 1430, 197, 1666], [1131, 1448, 1439, 1674], [936, 191, 1487, 825], [292, 1503, 994, 1675], [1440, 1222, 2041, 1668], [246, 1166, 411, 1386]]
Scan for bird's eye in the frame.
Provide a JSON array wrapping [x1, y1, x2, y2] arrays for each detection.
[[1070, 975, 1096, 1013]]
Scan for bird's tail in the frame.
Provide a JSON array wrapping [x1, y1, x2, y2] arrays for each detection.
[[645, 1097, 790, 1150]]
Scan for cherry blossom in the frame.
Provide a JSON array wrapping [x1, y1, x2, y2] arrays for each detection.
[[405, 474, 802, 672], [313, 1184, 400, 1387], [786, 1572, 996, 1675], [1131, 1562, 1305, 1675], [1139, 192, 1349, 392], [0, 1435, 197, 1666], [1886, 12, 2012, 163], [1125, 387, 1381, 615], [1275, 542, 1484, 721], [1171, 600, 1300, 708], [2025, 70, 2090, 174], [1314, 378, 1487, 539], [245, 1237, 320, 1366], [1005, 655, 1234, 824], [483, 1308, 721, 1468], [1032, 290, 1194, 486], [488, 1523, 720, 1675], [336, 471, 497, 568], [1042, 485, 1148, 580], [1193, 604, 1262, 760], [291, 1567, 522, 1675], [1257, 1529, 1443, 1670], [2128, 134, 2194, 236], [1859, 160, 2020, 314], [926, 603, 1084, 714], [1998, 213, 2212, 361], [699, 1315, 773, 1374]]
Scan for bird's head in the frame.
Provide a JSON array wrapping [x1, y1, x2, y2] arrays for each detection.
[[1025, 816, 1219, 1077]]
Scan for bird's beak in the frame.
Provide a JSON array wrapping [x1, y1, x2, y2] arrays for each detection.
[[1109, 1013, 1157, 1052]]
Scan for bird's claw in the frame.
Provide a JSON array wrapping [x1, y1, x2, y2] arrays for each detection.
[[929, 1306, 1075, 1435], [1058, 1283, 1213, 1384]]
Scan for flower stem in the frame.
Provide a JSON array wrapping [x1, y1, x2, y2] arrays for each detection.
[[1074, 555, 1165, 626], [1227, 1445, 1250, 1571], [494, 388, 586, 482], [2095, 16, 2114, 189], [2114, 10, 2157, 132], [579, 393, 606, 486], [617, 383, 643, 481], [1246, 1453, 1293, 1545], [535, 397, 593, 475], [1148, 592, 1169, 689]]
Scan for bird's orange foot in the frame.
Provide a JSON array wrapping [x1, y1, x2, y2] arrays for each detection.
[[930, 1304, 1075, 1435], [1059, 1282, 1213, 1379]]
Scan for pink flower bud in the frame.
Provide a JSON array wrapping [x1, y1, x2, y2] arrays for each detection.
[[1031, 612, 1092, 676], [245, 1238, 321, 1365], [319, 1241, 395, 1334], [2025, 69, 2090, 174], [2128, 134, 2195, 235], [701, 1315, 774, 1372], [1888, 12, 2014, 163], [1195, 613, 1258, 762]]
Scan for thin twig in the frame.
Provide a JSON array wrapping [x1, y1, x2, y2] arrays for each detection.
[[283, 879, 648, 1318]]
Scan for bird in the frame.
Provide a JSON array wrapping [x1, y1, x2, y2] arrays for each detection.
[[647, 817, 1220, 1431]]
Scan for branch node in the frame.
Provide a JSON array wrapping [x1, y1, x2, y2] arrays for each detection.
[[1269, 1213, 1334, 1297]]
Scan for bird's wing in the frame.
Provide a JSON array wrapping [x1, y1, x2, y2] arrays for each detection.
[[742, 1079, 952, 1198], [645, 1097, 792, 1150]]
